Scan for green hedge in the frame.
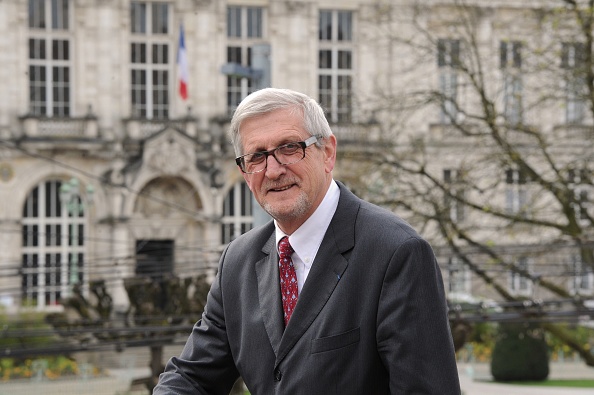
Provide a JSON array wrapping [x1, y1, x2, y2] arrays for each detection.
[[491, 323, 549, 382]]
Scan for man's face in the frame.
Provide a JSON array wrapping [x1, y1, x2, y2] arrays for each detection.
[[239, 108, 336, 234]]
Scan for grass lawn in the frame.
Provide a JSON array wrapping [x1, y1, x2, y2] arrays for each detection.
[[505, 379, 594, 388]]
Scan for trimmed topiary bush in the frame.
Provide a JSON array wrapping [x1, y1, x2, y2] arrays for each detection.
[[490, 322, 549, 382]]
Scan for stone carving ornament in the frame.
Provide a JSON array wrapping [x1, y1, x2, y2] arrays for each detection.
[[148, 138, 189, 175]]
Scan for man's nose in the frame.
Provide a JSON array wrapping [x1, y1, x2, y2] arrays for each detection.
[[264, 154, 286, 178]]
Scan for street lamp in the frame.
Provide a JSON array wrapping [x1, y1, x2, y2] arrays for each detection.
[[59, 177, 94, 295]]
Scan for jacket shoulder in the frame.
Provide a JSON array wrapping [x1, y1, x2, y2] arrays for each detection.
[[338, 184, 420, 240], [222, 220, 275, 262]]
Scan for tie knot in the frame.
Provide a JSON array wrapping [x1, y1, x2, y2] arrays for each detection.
[[279, 236, 294, 258]]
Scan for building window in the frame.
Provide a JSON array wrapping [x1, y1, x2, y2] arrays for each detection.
[[318, 10, 353, 123], [562, 42, 586, 124], [505, 168, 528, 215], [22, 180, 88, 309], [570, 253, 593, 294], [447, 257, 469, 296], [509, 257, 531, 294], [226, 6, 264, 115], [443, 169, 465, 222], [500, 41, 523, 125], [568, 168, 590, 223], [221, 183, 253, 244], [28, 0, 71, 117], [130, 1, 170, 119], [437, 39, 460, 124]]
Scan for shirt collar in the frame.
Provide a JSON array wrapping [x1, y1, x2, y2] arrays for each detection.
[[275, 180, 340, 269]]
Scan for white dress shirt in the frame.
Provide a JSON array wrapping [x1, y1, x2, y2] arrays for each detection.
[[275, 180, 340, 293]]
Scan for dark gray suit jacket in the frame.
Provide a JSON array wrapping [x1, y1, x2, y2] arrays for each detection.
[[154, 183, 460, 394]]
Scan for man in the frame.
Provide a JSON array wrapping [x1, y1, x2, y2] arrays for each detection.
[[154, 88, 461, 394]]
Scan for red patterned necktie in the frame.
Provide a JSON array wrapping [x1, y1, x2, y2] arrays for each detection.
[[278, 236, 298, 326]]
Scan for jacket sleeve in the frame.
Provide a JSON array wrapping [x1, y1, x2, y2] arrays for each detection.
[[376, 237, 461, 395], [153, 246, 240, 395]]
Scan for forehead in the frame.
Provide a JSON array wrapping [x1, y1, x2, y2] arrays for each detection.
[[240, 109, 308, 149]]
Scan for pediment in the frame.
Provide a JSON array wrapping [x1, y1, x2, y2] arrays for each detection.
[[142, 127, 197, 175]]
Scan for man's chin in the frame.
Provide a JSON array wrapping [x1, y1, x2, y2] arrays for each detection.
[[264, 201, 304, 222], [261, 190, 309, 223], [262, 202, 294, 220]]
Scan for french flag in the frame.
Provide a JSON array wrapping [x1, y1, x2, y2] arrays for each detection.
[[177, 24, 189, 100]]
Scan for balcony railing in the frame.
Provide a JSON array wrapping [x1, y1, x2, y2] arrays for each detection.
[[20, 115, 98, 139], [331, 123, 381, 143], [124, 118, 198, 140]]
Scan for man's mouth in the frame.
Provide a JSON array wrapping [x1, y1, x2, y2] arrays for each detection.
[[268, 184, 294, 193]]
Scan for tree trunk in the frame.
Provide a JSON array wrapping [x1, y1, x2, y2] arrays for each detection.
[[543, 323, 594, 367]]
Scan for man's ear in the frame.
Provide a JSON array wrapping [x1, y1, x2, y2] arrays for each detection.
[[323, 135, 337, 173]]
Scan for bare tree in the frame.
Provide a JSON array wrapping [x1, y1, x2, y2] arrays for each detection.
[[354, 0, 594, 365]]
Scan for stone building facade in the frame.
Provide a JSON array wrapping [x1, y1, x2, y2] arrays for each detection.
[[0, 0, 592, 317], [0, 0, 383, 312]]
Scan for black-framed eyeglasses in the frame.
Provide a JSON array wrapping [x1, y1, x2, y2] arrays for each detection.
[[235, 135, 321, 174]]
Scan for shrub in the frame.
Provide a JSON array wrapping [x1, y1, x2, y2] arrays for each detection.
[[0, 356, 88, 381], [490, 322, 549, 382]]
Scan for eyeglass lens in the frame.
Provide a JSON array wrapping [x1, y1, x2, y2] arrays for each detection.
[[241, 142, 305, 173]]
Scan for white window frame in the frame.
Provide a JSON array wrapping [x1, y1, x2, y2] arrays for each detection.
[[221, 183, 254, 244], [568, 168, 590, 225], [447, 256, 470, 298], [22, 180, 88, 310], [438, 39, 459, 124], [503, 73, 522, 125], [562, 42, 586, 124], [500, 41, 523, 126], [443, 169, 465, 222], [130, 1, 172, 119], [318, 9, 354, 123], [566, 77, 585, 124], [509, 256, 532, 295], [505, 168, 528, 215], [28, 0, 73, 117], [570, 254, 594, 295], [226, 6, 265, 115]]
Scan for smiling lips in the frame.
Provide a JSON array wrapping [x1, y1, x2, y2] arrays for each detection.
[[269, 184, 295, 193], [265, 178, 298, 194]]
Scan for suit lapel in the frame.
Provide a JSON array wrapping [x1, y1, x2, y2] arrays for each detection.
[[275, 183, 359, 366], [255, 233, 284, 356]]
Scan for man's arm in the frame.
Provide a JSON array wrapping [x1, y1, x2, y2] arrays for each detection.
[[153, 247, 240, 395], [376, 237, 461, 394]]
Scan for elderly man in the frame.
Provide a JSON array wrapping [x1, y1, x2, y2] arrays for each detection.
[[154, 88, 460, 395]]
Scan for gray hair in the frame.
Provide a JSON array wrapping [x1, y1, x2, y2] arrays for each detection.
[[229, 88, 333, 156]]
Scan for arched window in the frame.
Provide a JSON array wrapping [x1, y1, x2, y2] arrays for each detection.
[[221, 182, 253, 244], [22, 180, 88, 309]]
